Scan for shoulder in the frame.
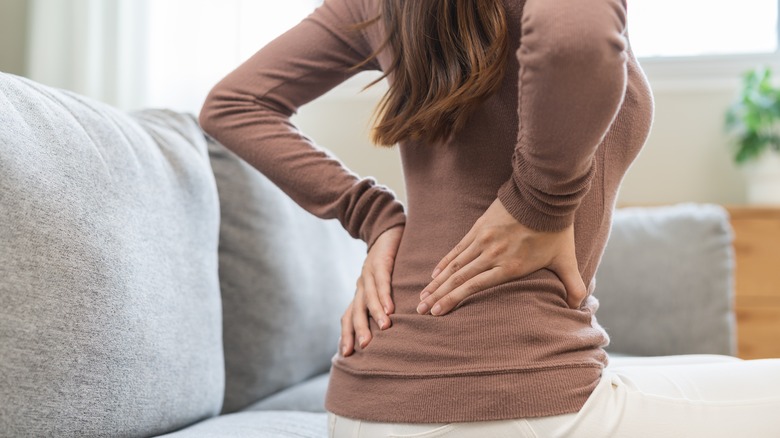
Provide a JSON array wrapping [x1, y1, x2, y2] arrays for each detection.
[[315, 0, 380, 25], [312, 0, 384, 68]]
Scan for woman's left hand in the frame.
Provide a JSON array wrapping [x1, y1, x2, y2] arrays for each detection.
[[416, 198, 587, 316]]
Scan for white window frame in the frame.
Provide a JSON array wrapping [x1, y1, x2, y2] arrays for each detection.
[[639, 53, 780, 91], [633, 0, 780, 91]]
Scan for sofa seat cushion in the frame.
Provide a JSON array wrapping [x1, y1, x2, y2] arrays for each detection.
[[0, 72, 224, 437], [158, 411, 328, 438]]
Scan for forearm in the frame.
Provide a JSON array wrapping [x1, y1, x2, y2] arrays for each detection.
[[199, 0, 407, 251], [498, 0, 629, 232], [200, 93, 406, 250]]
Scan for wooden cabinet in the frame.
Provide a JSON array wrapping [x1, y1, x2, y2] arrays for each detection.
[[722, 205, 780, 359]]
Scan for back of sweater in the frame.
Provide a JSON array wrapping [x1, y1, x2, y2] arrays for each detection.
[[199, 0, 655, 423]]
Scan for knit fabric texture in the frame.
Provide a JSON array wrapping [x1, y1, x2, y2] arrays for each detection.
[[199, 0, 655, 423]]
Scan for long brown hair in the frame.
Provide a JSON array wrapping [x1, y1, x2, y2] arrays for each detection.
[[349, 0, 509, 147]]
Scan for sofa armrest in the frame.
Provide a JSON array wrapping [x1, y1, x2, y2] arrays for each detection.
[[594, 202, 737, 357]]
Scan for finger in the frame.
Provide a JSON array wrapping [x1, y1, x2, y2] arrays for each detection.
[[430, 266, 504, 316], [420, 240, 481, 301], [429, 226, 478, 279], [417, 249, 487, 315], [340, 303, 355, 357], [352, 282, 372, 349], [372, 262, 396, 317], [552, 253, 587, 309], [362, 270, 390, 330]]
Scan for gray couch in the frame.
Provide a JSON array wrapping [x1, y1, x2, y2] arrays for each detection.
[[0, 72, 737, 437]]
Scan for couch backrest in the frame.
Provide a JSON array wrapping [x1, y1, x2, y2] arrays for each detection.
[[594, 202, 737, 357], [0, 72, 224, 437], [207, 136, 364, 414]]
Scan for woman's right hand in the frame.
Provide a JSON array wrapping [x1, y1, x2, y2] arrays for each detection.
[[339, 224, 405, 357]]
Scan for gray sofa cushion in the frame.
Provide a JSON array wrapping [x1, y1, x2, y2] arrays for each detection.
[[0, 72, 224, 437], [594, 202, 737, 357], [243, 372, 330, 413], [207, 138, 365, 414], [158, 411, 327, 438]]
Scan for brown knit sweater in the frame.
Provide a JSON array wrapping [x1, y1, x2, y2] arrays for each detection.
[[199, 0, 654, 423]]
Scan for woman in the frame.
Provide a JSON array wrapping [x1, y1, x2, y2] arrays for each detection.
[[199, 0, 780, 436]]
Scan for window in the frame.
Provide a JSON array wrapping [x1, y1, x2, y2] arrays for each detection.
[[628, 0, 778, 58], [145, 1, 322, 112], [143, 0, 780, 110]]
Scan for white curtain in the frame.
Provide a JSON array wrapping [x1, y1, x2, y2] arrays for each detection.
[[25, 0, 326, 113], [27, 0, 150, 111]]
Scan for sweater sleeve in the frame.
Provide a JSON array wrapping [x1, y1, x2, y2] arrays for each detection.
[[199, 0, 406, 253], [496, 0, 629, 232]]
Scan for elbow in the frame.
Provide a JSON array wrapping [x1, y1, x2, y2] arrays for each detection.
[[553, 30, 627, 70], [198, 81, 254, 140], [198, 82, 292, 140], [198, 88, 223, 140], [520, 0, 628, 71]]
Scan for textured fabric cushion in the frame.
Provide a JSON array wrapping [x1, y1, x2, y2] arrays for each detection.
[[207, 138, 365, 413], [158, 411, 328, 438], [243, 372, 330, 413], [0, 73, 224, 437], [593, 202, 737, 357]]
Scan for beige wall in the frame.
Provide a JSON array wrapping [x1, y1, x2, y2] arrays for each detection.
[[617, 85, 747, 207], [0, 0, 28, 76], [293, 81, 749, 208], [293, 91, 409, 203]]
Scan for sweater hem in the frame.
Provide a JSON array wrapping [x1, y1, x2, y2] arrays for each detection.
[[324, 361, 604, 423]]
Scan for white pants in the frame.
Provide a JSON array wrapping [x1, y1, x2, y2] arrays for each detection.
[[328, 354, 780, 438]]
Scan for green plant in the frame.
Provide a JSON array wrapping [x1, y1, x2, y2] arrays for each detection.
[[725, 65, 780, 165]]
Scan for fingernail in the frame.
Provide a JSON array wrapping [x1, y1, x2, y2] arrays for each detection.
[[358, 336, 366, 347], [431, 303, 442, 315], [383, 305, 389, 314], [378, 318, 386, 329], [431, 268, 441, 278], [341, 345, 348, 356], [417, 302, 428, 314], [420, 291, 430, 300]]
